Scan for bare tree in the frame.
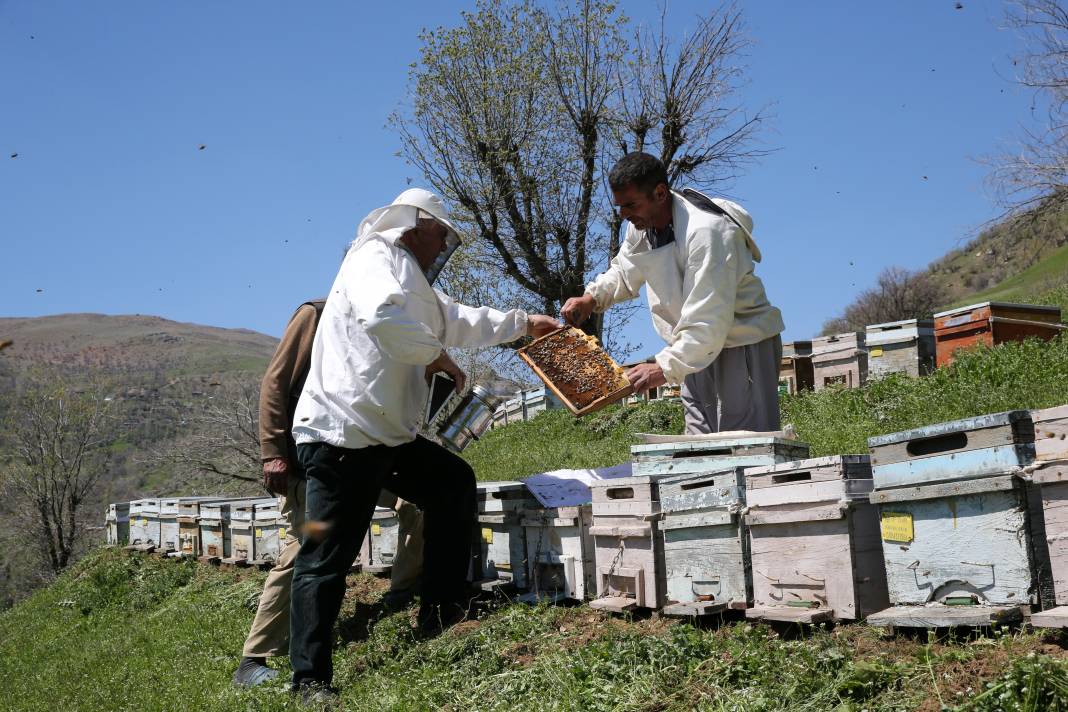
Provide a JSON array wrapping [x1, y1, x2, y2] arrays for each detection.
[[821, 267, 946, 335], [393, 0, 769, 348], [141, 377, 261, 492], [1, 374, 116, 575], [988, 0, 1067, 213]]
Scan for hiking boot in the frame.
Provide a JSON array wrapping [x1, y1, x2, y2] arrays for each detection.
[[232, 656, 279, 688], [295, 682, 341, 709], [380, 587, 415, 613], [417, 600, 470, 638]]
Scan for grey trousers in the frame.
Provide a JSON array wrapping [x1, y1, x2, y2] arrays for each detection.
[[681, 334, 783, 434]]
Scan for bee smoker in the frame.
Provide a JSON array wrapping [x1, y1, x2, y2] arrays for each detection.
[[436, 383, 506, 453]]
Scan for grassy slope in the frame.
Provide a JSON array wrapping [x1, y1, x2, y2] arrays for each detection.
[[3, 548, 1068, 712], [950, 242, 1068, 308]]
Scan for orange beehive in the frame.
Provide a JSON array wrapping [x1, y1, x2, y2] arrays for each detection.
[[933, 302, 1063, 367]]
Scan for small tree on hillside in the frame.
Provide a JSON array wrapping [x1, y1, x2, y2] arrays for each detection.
[[821, 267, 946, 335], [392, 0, 769, 347], [989, 0, 1067, 213], [1, 374, 116, 575]]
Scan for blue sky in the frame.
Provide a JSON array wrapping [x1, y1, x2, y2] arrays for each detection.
[[0, 0, 1041, 355]]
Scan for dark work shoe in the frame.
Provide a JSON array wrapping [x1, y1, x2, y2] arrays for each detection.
[[380, 587, 415, 613], [417, 600, 470, 638], [295, 682, 341, 709], [232, 656, 279, 688]]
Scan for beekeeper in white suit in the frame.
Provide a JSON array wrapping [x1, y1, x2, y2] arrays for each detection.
[[562, 152, 785, 435], [287, 188, 557, 702]]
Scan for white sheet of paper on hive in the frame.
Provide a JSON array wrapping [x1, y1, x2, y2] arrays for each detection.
[[517, 327, 634, 416]]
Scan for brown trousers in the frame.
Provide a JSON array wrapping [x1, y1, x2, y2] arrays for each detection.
[[241, 477, 424, 658]]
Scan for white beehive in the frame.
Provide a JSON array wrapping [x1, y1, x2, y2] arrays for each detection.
[[365, 506, 399, 575], [744, 456, 888, 624], [866, 411, 1045, 628], [658, 466, 750, 617], [519, 504, 595, 603], [475, 481, 538, 591]]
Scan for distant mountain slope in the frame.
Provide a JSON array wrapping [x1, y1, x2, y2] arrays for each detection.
[[926, 195, 1068, 304], [0, 313, 277, 375]]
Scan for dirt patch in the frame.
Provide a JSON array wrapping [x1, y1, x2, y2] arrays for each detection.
[[502, 641, 536, 667]]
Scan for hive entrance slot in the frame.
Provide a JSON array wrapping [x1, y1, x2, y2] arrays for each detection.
[[671, 448, 732, 459], [770, 471, 812, 484], [680, 479, 717, 491], [607, 487, 634, 500], [906, 431, 968, 456]]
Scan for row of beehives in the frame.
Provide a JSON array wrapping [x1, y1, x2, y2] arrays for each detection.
[[780, 301, 1065, 395], [105, 495, 398, 570], [470, 405, 1068, 628]]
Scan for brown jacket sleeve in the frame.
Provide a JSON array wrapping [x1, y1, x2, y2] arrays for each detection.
[[259, 304, 318, 462]]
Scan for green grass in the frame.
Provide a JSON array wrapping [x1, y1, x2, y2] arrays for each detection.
[[4, 548, 1068, 711]]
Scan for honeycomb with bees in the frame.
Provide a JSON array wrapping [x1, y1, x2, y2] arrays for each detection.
[[518, 327, 633, 416]]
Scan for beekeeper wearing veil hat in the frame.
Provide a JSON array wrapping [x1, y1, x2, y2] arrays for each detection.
[[288, 188, 557, 702], [561, 152, 785, 436]]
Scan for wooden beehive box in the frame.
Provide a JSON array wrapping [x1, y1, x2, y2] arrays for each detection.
[[517, 327, 633, 416], [589, 475, 667, 612], [105, 502, 130, 547], [811, 332, 868, 391], [631, 436, 810, 478], [743, 456, 888, 624], [198, 499, 252, 562], [658, 466, 750, 617], [127, 498, 161, 550], [168, 497, 230, 559], [865, 411, 1046, 628], [252, 499, 285, 566], [866, 319, 935, 379], [933, 302, 1064, 368], [1024, 405, 1068, 628], [519, 504, 595, 603], [365, 506, 399, 575], [223, 499, 274, 565], [779, 340, 814, 395], [475, 481, 539, 591]]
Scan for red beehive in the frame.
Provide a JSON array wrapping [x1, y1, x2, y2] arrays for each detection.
[[933, 301, 1063, 368]]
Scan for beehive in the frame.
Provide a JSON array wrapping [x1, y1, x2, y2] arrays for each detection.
[[811, 332, 867, 390], [475, 481, 539, 591], [659, 467, 750, 617], [1024, 405, 1068, 629], [631, 436, 809, 478], [517, 327, 633, 416], [744, 456, 888, 623], [252, 498, 286, 565], [105, 502, 130, 547], [365, 506, 399, 575], [223, 499, 275, 565], [589, 475, 667, 612], [198, 499, 250, 561], [866, 319, 935, 379], [160, 497, 225, 557], [866, 411, 1045, 628], [127, 498, 161, 549], [519, 504, 595, 603], [933, 302, 1063, 368], [779, 340, 814, 395]]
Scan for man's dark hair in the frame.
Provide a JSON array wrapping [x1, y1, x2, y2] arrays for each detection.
[[608, 152, 669, 194]]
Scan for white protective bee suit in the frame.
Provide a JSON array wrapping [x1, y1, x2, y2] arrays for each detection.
[[584, 190, 784, 433], [292, 189, 529, 450]]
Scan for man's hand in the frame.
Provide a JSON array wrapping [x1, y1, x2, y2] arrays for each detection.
[[262, 457, 290, 496], [526, 314, 560, 339], [560, 294, 597, 327], [625, 363, 667, 394], [426, 350, 467, 393]]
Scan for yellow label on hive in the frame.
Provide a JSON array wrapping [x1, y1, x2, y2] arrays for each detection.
[[481, 527, 493, 544], [371, 523, 381, 536], [880, 512, 914, 542], [870, 347, 884, 358], [255, 529, 263, 537], [279, 528, 287, 540]]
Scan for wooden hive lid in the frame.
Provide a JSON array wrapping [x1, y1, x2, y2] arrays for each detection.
[[934, 301, 1061, 318], [476, 480, 530, 495], [745, 455, 871, 489], [1032, 404, 1068, 427], [867, 410, 1033, 450], [658, 465, 748, 488]]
